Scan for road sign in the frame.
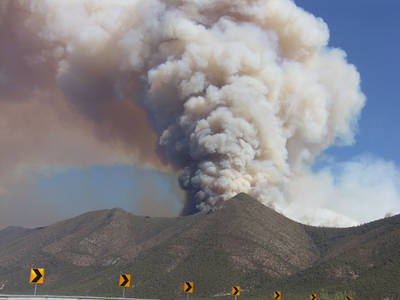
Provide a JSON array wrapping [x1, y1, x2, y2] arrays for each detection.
[[119, 274, 131, 288], [184, 281, 193, 294], [29, 268, 44, 284], [310, 293, 317, 300], [232, 286, 240, 296], [346, 297, 352, 300], [273, 291, 281, 300]]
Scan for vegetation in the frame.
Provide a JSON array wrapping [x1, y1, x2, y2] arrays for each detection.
[[0, 194, 399, 299]]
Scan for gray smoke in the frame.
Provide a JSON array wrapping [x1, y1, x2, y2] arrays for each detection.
[[1, 0, 399, 226]]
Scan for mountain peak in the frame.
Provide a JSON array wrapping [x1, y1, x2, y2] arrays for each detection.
[[0, 194, 399, 299]]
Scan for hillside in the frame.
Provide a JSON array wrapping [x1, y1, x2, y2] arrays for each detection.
[[0, 193, 399, 299]]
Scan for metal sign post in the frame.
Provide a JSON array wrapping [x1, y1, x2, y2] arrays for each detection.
[[29, 267, 44, 296], [232, 286, 240, 299], [184, 281, 193, 300], [119, 273, 131, 298], [273, 291, 282, 300]]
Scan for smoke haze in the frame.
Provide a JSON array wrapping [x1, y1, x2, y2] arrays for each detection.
[[0, 0, 399, 227]]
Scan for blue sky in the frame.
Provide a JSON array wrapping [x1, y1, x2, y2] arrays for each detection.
[[36, 165, 184, 221], [3, 1, 399, 228], [296, 0, 400, 164]]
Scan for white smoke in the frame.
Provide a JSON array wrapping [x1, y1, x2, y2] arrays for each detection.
[[282, 156, 400, 226], [1, 0, 399, 226]]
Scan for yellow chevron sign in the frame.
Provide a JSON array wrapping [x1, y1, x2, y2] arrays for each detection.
[[119, 274, 131, 287], [184, 281, 193, 294], [29, 268, 44, 284], [310, 293, 317, 300], [273, 291, 281, 299], [346, 296, 352, 300], [232, 286, 240, 296]]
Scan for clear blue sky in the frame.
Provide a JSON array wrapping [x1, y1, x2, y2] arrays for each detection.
[[34, 0, 400, 223]]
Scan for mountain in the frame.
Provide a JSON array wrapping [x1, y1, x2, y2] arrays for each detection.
[[0, 193, 399, 300]]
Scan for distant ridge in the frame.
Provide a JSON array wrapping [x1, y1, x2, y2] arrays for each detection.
[[0, 193, 399, 299]]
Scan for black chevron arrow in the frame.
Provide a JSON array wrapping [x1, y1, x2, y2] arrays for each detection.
[[32, 269, 43, 283], [346, 297, 351, 300], [233, 287, 239, 296], [311, 294, 316, 300], [185, 282, 192, 292], [274, 291, 280, 299], [120, 274, 129, 287]]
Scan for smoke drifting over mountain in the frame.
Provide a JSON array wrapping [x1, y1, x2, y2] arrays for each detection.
[[0, 0, 399, 227]]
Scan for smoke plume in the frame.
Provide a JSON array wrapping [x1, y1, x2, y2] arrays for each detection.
[[0, 0, 399, 226]]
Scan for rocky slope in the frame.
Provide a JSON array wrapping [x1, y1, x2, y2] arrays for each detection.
[[0, 193, 399, 299]]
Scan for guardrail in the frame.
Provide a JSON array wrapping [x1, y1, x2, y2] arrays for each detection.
[[0, 295, 158, 300]]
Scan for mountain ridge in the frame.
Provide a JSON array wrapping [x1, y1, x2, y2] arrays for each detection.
[[0, 193, 399, 299]]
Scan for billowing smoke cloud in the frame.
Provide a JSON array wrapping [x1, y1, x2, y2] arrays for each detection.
[[283, 156, 400, 226], [0, 0, 399, 227]]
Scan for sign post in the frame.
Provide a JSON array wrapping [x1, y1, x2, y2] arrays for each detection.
[[29, 268, 44, 296], [232, 286, 240, 300], [184, 281, 193, 300], [273, 291, 281, 300], [119, 273, 131, 298], [310, 293, 317, 300]]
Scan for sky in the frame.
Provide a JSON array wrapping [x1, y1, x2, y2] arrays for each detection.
[[0, 0, 399, 229], [296, 0, 400, 164]]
